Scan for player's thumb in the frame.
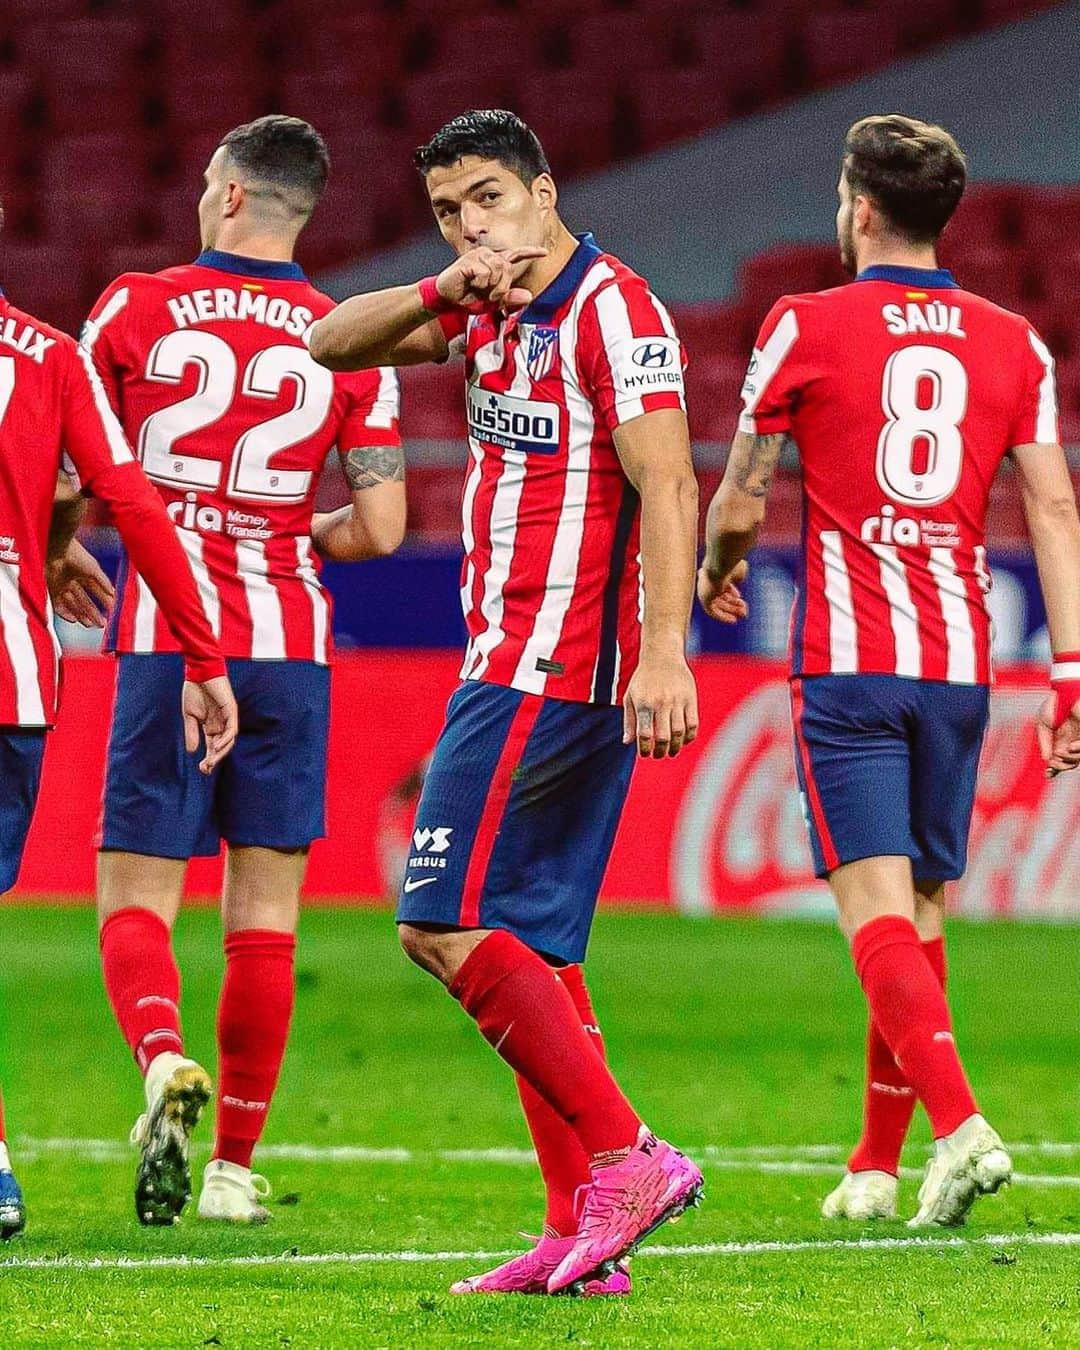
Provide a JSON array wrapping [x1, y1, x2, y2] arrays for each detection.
[[623, 695, 636, 745], [183, 708, 202, 755]]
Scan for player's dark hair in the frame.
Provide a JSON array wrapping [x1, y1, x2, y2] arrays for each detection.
[[414, 109, 550, 184], [219, 114, 330, 217], [843, 115, 966, 243]]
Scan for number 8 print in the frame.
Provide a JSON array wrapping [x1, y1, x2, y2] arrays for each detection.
[[876, 344, 968, 507], [137, 330, 335, 502]]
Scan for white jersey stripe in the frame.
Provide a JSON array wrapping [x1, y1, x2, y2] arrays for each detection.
[[0, 563, 45, 723], [295, 538, 329, 665], [593, 278, 645, 422], [237, 540, 286, 659], [872, 544, 921, 678], [467, 332, 532, 681], [133, 575, 158, 649], [514, 263, 613, 694], [929, 546, 977, 683], [739, 309, 799, 435], [457, 443, 485, 682], [973, 544, 991, 594], [820, 531, 857, 673], [362, 367, 400, 432], [79, 285, 129, 354], [1027, 330, 1058, 444], [75, 343, 133, 467], [43, 592, 61, 702], [177, 529, 220, 639]]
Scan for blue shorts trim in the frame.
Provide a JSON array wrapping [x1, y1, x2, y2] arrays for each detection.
[[0, 731, 46, 893], [102, 654, 329, 858], [791, 674, 990, 881], [396, 681, 635, 965]]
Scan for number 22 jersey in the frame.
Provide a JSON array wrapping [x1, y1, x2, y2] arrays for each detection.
[[741, 264, 1059, 685], [83, 250, 401, 665]]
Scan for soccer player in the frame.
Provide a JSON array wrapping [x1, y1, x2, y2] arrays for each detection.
[[699, 115, 1080, 1226], [310, 110, 703, 1295], [0, 251, 238, 1240], [83, 116, 404, 1226]]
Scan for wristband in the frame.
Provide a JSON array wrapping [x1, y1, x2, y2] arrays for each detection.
[[1050, 650, 1080, 729], [418, 275, 453, 314]]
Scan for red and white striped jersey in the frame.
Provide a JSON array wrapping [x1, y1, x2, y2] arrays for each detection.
[[0, 293, 225, 726], [741, 265, 1059, 685], [84, 250, 401, 665], [441, 233, 687, 704]]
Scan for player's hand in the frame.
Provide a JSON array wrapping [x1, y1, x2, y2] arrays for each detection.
[[46, 538, 114, 627], [1036, 695, 1080, 778], [436, 246, 547, 314], [623, 653, 699, 759], [182, 675, 238, 775], [697, 560, 749, 624]]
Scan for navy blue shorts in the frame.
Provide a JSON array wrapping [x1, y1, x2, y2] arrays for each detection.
[[102, 654, 330, 858], [790, 674, 990, 882], [0, 730, 46, 893], [396, 681, 635, 965]]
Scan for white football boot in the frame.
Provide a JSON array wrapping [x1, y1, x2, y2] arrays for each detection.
[[197, 1158, 272, 1224], [131, 1053, 212, 1226], [908, 1114, 1012, 1227], [821, 1169, 898, 1220]]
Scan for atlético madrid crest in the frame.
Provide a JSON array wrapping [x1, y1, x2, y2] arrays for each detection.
[[525, 326, 559, 380]]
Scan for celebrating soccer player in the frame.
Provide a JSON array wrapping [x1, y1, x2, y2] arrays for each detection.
[[310, 110, 704, 1295], [83, 116, 404, 1226], [0, 222, 239, 1239], [699, 115, 1080, 1226]]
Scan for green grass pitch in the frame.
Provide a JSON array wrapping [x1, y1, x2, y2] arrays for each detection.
[[0, 905, 1077, 1347]]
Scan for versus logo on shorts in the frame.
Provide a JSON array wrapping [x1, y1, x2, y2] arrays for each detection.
[[405, 827, 454, 888]]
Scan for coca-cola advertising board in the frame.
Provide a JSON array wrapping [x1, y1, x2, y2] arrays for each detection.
[[15, 655, 1078, 917]]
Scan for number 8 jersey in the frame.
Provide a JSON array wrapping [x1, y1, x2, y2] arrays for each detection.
[[741, 264, 1059, 685], [83, 250, 401, 664]]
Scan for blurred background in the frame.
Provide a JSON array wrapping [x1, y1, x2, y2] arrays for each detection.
[[2, 0, 1077, 915]]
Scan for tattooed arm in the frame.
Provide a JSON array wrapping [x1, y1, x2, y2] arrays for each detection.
[[310, 443, 407, 562], [697, 430, 785, 623]]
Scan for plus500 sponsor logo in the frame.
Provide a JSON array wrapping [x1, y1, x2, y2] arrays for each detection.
[[467, 387, 561, 456]]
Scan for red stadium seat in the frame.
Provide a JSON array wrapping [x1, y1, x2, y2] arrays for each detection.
[[737, 244, 844, 311], [627, 70, 733, 151], [947, 245, 1028, 311], [799, 11, 900, 86], [398, 363, 466, 440], [399, 72, 518, 143], [683, 355, 748, 442], [0, 241, 88, 334], [515, 72, 616, 175], [565, 13, 677, 76], [685, 12, 788, 109]]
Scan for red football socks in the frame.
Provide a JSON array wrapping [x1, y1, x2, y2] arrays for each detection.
[[516, 963, 605, 1237], [849, 937, 948, 1174], [450, 930, 640, 1160], [851, 918, 976, 1141], [214, 929, 296, 1170], [100, 907, 184, 1073]]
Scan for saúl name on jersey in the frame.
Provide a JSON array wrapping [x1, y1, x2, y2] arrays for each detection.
[[882, 301, 966, 338], [166, 286, 315, 338]]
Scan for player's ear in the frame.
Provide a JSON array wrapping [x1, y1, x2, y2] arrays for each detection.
[[532, 173, 557, 214], [853, 193, 874, 237], [222, 179, 245, 220]]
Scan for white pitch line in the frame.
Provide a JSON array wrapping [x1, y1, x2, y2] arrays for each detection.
[[1, 1231, 1079, 1273], [14, 1139, 1080, 1188]]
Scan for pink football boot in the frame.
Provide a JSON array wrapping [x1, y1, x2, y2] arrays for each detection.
[[451, 1235, 631, 1296], [547, 1129, 704, 1294]]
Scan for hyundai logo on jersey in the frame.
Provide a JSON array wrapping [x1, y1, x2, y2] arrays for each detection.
[[632, 341, 673, 368], [525, 326, 559, 380]]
